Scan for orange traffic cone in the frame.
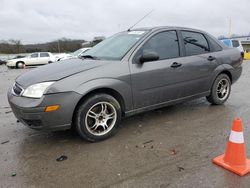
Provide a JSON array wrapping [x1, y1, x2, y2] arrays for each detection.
[[213, 118, 250, 176]]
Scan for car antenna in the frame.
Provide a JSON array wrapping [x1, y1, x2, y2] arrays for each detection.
[[127, 9, 154, 32]]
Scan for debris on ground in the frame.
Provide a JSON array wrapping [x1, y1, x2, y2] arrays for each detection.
[[5, 110, 12, 114], [11, 171, 16, 177], [56, 155, 68, 162], [177, 167, 185, 172], [135, 140, 155, 149], [170, 149, 177, 155], [1, 140, 9, 144], [142, 140, 154, 145]]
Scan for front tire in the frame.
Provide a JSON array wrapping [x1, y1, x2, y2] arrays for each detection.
[[16, 61, 25, 69], [206, 74, 231, 105], [74, 94, 122, 142]]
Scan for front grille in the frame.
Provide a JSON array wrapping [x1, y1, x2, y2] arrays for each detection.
[[12, 83, 23, 96]]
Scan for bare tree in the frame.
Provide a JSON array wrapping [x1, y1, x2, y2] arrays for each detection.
[[9, 39, 23, 53]]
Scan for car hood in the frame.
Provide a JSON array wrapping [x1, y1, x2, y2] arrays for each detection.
[[8, 57, 27, 62], [16, 58, 111, 88]]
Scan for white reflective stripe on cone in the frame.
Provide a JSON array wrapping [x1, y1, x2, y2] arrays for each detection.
[[229, 130, 244, 144]]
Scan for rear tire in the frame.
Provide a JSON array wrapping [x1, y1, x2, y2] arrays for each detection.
[[74, 94, 122, 142], [206, 74, 231, 105]]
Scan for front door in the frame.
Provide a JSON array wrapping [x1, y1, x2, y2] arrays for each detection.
[[26, 53, 39, 65], [129, 30, 184, 109]]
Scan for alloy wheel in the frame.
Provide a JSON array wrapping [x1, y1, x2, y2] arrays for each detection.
[[85, 102, 117, 136], [216, 78, 230, 100]]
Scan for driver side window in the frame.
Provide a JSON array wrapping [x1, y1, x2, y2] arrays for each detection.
[[136, 30, 180, 61]]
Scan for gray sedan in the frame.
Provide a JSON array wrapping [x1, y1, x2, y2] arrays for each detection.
[[8, 26, 242, 142]]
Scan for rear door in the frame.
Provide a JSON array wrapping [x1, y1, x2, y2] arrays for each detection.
[[39, 52, 50, 64], [175, 30, 220, 97]]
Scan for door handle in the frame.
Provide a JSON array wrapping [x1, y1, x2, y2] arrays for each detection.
[[171, 62, 182, 68], [207, 56, 216, 61]]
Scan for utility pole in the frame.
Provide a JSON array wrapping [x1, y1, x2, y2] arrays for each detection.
[[57, 40, 61, 53], [228, 17, 232, 38]]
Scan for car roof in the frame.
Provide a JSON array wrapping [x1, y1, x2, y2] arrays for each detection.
[[31, 52, 51, 53], [131, 26, 206, 33]]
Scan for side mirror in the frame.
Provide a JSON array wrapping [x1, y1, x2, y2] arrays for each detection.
[[139, 51, 159, 63]]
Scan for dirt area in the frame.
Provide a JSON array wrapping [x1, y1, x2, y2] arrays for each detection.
[[1, 62, 250, 188]]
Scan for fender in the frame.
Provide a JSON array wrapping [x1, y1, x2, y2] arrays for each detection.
[[208, 64, 233, 89], [222, 63, 235, 73], [75, 78, 133, 111], [222, 64, 242, 84]]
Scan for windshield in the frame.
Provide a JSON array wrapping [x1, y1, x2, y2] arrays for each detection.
[[84, 30, 148, 60], [72, 49, 84, 57]]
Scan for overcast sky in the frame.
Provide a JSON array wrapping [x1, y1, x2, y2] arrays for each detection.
[[0, 0, 249, 44]]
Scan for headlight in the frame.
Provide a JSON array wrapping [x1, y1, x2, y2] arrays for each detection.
[[22, 82, 54, 98]]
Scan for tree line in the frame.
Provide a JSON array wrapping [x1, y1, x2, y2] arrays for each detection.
[[0, 37, 105, 54]]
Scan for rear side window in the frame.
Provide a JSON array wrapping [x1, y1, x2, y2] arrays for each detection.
[[140, 31, 179, 60], [30, 53, 38, 58], [232, 40, 240, 47], [181, 31, 209, 56], [206, 35, 222, 52], [40, 52, 49, 57]]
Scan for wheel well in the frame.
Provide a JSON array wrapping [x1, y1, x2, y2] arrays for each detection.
[[16, 61, 25, 67], [220, 70, 232, 83], [72, 88, 126, 124]]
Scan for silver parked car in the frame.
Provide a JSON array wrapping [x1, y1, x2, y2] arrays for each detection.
[[8, 26, 243, 142]]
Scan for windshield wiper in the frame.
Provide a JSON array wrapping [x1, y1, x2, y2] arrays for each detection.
[[80, 55, 100, 60]]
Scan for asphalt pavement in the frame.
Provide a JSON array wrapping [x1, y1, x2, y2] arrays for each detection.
[[1, 62, 250, 188]]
